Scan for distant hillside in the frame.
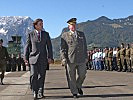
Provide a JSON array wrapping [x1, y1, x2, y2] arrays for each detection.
[[0, 16, 133, 59], [0, 16, 33, 46], [52, 16, 133, 59]]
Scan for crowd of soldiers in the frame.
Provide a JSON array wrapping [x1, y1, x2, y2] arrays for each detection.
[[6, 53, 26, 72], [87, 43, 133, 72]]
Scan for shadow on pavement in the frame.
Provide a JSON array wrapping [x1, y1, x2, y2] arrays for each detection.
[[45, 84, 126, 90], [83, 84, 127, 88], [4, 83, 29, 85], [44, 93, 133, 99]]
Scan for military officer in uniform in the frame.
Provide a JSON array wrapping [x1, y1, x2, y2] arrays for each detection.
[[0, 39, 9, 85], [120, 43, 126, 72], [108, 47, 113, 71], [60, 18, 88, 98], [125, 44, 131, 72], [130, 43, 133, 72], [116, 47, 121, 72]]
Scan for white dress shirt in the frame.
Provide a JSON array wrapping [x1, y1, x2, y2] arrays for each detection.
[[35, 29, 41, 41]]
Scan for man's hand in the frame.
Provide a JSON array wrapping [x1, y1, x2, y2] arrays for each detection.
[[48, 58, 54, 64], [24, 60, 29, 66], [61, 59, 67, 66]]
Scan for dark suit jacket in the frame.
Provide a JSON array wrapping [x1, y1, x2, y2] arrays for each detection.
[[24, 30, 53, 65]]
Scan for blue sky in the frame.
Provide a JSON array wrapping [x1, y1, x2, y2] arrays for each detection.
[[1, 0, 133, 38]]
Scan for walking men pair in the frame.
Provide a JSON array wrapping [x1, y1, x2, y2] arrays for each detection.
[[24, 18, 87, 99]]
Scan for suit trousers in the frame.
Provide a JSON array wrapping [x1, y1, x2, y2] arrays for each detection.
[[30, 60, 47, 94], [66, 62, 87, 94]]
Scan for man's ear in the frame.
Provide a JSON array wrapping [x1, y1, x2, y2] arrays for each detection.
[[35, 25, 37, 29]]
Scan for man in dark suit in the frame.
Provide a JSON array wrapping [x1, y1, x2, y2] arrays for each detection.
[[24, 18, 54, 99]]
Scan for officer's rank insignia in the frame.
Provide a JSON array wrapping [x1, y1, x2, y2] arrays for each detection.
[[69, 32, 72, 36]]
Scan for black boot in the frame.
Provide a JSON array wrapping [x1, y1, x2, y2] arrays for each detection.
[[110, 66, 113, 71], [122, 69, 126, 72], [0, 78, 4, 85], [78, 88, 83, 95], [127, 68, 131, 72], [73, 94, 78, 98], [117, 66, 121, 72], [131, 68, 133, 73]]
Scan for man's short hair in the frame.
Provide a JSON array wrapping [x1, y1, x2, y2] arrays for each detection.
[[33, 18, 43, 29], [121, 43, 124, 46]]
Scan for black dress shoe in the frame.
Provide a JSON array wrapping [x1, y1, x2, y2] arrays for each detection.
[[127, 69, 131, 72], [131, 69, 133, 73], [117, 69, 121, 72], [78, 88, 83, 95], [0, 81, 4, 85], [122, 70, 126, 72], [73, 94, 78, 98]]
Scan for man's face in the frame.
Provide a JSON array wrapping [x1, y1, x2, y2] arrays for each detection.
[[126, 45, 129, 49], [68, 24, 76, 32], [121, 45, 124, 48], [35, 21, 43, 31]]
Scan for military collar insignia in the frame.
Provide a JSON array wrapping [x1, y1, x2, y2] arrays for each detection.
[[69, 32, 73, 36], [69, 30, 76, 36]]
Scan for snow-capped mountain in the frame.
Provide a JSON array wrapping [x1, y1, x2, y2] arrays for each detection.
[[0, 16, 33, 46]]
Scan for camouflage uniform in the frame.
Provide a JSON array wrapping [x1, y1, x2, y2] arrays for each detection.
[[116, 50, 121, 71], [120, 48, 126, 71], [108, 50, 113, 71], [125, 48, 131, 72]]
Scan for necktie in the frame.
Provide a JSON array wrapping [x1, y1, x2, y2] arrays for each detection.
[[74, 32, 77, 38], [38, 32, 40, 41]]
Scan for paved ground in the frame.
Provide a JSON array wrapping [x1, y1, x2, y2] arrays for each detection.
[[0, 64, 133, 100]]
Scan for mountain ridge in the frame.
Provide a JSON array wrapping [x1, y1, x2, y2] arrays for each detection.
[[52, 15, 133, 59], [0, 16, 133, 59]]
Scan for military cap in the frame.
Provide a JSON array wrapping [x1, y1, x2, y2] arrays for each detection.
[[0, 39, 3, 43], [67, 18, 77, 25]]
